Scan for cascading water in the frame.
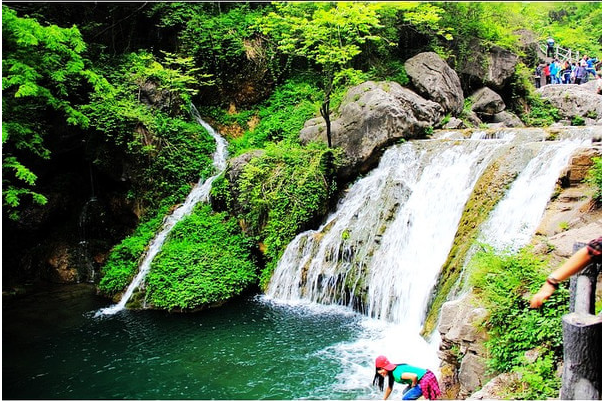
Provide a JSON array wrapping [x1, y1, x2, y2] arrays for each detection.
[[266, 126, 596, 382], [479, 137, 589, 251], [267, 139, 502, 328], [97, 105, 227, 316], [78, 196, 99, 283]]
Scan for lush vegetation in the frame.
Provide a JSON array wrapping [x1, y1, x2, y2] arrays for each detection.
[[2, 5, 109, 220], [468, 246, 569, 399], [3, 3, 602, 398], [145, 204, 257, 310], [3, 1, 601, 325]]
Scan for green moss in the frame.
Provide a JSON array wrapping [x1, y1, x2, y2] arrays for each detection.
[[421, 159, 517, 336]]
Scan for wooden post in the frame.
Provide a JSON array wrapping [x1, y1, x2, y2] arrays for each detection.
[[560, 243, 602, 400]]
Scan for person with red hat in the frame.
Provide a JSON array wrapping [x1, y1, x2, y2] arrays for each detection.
[[372, 355, 441, 400]]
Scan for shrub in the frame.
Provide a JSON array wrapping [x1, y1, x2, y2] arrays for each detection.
[[468, 245, 569, 399], [522, 95, 561, 127], [586, 156, 602, 204], [98, 206, 169, 296], [236, 141, 341, 287], [144, 204, 257, 310]]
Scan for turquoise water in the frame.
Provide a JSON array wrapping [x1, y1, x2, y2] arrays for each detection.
[[3, 284, 401, 400]]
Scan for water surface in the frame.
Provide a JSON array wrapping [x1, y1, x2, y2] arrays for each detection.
[[4, 284, 427, 400]]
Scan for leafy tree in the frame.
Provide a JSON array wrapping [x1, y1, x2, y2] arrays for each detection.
[[152, 2, 267, 98], [257, 2, 385, 147], [83, 50, 216, 212], [2, 5, 109, 220]]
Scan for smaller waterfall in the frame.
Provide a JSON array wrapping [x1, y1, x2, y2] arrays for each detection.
[[479, 137, 589, 251], [78, 196, 99, 283], [98, 106, 227, 316]]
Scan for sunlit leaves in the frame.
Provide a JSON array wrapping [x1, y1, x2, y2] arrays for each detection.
[[468, 246, 568, 398], [2, 5, 107, 219], [258, 2, 383, 71]]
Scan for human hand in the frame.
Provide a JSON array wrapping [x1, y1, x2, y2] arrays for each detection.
[[529, 283, 556, 308]]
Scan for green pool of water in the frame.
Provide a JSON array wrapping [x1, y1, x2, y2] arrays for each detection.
[[4, 284, 404, 399]]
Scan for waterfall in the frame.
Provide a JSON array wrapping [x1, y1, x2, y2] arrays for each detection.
[[78, 196, 99, 283], [478, 138, 588, 251], [266, 127, 595, 331], [97, 105, 227, 316]]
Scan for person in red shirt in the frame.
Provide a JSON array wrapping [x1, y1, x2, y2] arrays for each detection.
[[373, 355, 441, 400], [543, 63, 551, 85]]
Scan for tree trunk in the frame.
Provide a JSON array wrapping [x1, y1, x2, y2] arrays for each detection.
[[320, 72, 334, 148], [320, 98, 332, 148]]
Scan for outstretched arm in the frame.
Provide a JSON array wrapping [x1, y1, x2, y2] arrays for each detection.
[[530, 247, 592, 308], [383, 385, 392, 400]]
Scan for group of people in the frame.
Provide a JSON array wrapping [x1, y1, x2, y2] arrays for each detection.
[[372, 236, 601, 400], [535, 37, 600, 88], [534, 55, 600, 88]]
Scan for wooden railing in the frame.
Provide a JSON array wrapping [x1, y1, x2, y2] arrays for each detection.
[[540, 42, 580, 62], [560, 243, 602, 400]]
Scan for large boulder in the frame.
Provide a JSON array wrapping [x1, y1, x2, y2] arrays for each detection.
[[439, 294, 492, 399], [471, 87, 506, 117], [405, 52, 464, 115], [299, 81, 443, 179], [537, 83, 602, 125], [460, 43, 519, 91]]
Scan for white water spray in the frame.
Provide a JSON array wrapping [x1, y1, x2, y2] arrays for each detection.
[[265, 127, 595, 385], [479, 138, 589, 251], [97, 106, 227, 316], [267, 139, 501, 328]]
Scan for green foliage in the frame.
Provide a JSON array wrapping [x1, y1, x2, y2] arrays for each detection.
[[540, 3, 602, 56], [522, 94, 561, 127], [236, 141, 341, 287], [586, 157, 602, 203], [508, 62, 562, 128], [367, 60, 410, 86], [98, 205, 169, 296], [154, 3, 268, 86], [145, 204, 257, 310], [2, 5, 109, 219], [468, 246, 569, 399], [226, 77, 322, 155], [84, 51, 216, 211], [571, 115, 585, 126], [127, 50, 210, 116], [402, 2, 452, 40], [256, 2, 387, 138]]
